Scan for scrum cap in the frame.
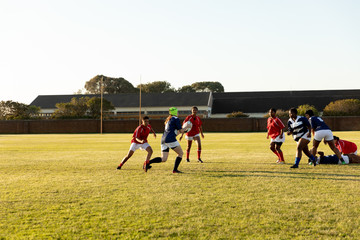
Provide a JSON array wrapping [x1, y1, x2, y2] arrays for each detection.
[[169, 107, 178, 116]]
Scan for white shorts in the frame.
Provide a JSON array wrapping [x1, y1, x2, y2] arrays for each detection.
[[294, 132, 311, 142], [185, 134, 200, 141], [129, 142, 150, 152], [161, 141, 180, 152], [270, 134, 285, 143], [314, 129, 333, 142], [339, 155, 349, 164]]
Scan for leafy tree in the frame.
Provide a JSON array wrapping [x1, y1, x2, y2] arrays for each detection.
[[87, 97, 115, 118], [0, 101, 40, 120], [85, 75, 138, 94], [323, 99, 360, 116], [137, 81, 176, 93], [191, 81, 224, 93], [297, 104, 319, 116], [52, 97, 115, 119], [178, 85, 196, 93], [52, 97, 89, 119]]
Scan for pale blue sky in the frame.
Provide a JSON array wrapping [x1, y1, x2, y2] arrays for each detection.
[[1, 0, 359, 104]]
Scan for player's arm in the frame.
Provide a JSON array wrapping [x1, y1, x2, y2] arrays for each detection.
[[135, 137, 144, 143], [199, 125, 204, 138], [179, 132, 185, 141], [151, 128, 157, 138]]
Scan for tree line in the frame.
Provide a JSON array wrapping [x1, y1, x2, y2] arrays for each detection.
[[81, 75, 225, 94]]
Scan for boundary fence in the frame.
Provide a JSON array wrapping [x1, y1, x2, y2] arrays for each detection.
[[1, 117, 360, 134]]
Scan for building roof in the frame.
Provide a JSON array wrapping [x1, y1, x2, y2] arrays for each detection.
[[212, 89, 360, 114], [30, 92, 212, 109]]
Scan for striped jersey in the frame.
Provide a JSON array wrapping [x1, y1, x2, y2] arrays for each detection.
[[287, 116, 310, 142]]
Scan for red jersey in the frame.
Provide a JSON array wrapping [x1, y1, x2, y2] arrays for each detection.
[[335, 139, 357, 154], [131, 124, 152, 144], [267, 117, 285, 139], [183, 115, 202, 136]]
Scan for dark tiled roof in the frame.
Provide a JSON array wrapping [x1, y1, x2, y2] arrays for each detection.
[[212, 90, 360, 114], [30, 92, 212, 109]]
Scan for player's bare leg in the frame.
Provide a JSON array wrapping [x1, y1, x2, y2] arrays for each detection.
[[275, 143, 284, 163], [194, 136, 203, 163], [117, 150, 134, 170], [326, 140, 346, 164], [348, 154, 360, 163], [186, 140, 193, 162], [270, 142, 280, 162], [143, 146, 153, 172], [172, 146, 184, 173], [291, 138, 310, 168]]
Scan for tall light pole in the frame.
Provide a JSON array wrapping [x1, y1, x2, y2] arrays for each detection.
[[100, 76, 104, 134], [139, 75, 142, 125]]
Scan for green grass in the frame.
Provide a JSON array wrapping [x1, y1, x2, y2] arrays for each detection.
[[1, 132, 360, 239]]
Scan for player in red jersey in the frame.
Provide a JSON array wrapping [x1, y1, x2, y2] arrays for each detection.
[[179, 106, 205, 163], [333, 136, 357, 155], [266, 108, 286, 164], [117, 116, 156, 171]]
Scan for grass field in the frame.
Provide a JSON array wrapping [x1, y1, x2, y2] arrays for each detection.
[[1, 132, 360, 239]]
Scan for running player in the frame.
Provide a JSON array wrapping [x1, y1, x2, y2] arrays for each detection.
[[116, 116, 156, 170], [266, 108, 285, 164], [287, 108, 317, 168], [304, 110, 346, 164], [179, 106, 205, 163], [145, 107, 188, 173]]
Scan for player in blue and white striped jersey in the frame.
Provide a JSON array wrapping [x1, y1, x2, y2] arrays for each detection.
[[305, 109, 345, 164], [287, 108, 317, 168]]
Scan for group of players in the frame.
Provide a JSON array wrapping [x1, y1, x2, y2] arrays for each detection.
[[116, 106, 204, 173], [267, 108, 360, 168]]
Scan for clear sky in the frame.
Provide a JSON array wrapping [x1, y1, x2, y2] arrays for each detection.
[[1, 0, 359, 104]]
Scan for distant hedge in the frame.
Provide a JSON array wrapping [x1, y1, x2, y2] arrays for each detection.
[[227, 111, 249, 118], [323, 99, 360, 116]]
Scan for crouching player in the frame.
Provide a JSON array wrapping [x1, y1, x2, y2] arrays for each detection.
[[179, 106, 205, 163], [117, 116, 156, 171], [305, 110, 346, 164], [266, 108, 285, 164], [145, 107, 188, 173]]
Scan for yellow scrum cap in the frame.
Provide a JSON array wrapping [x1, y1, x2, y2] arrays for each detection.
[[169, 107, 178, 116]]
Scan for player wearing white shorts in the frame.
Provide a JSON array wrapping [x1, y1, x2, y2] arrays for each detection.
[[116, 116, 156, 171], [266, 108, 286, 164], [287, 108, 317, 168], [179, 106, 205, 163], [305, 110, 346, 164], [145, 107, 188, 173]]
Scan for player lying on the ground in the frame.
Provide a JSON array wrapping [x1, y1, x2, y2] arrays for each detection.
[[311, 151, 360, 164]]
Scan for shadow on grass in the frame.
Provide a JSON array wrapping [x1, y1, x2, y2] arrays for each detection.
[[200, 169, 360, 182]]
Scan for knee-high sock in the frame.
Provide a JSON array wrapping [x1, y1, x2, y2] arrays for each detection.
[[278, 151, 284, 162], [271, 149, 279, 159], [186, 150, 190, 159], [149, 157, 162, 164], [197, 150, 201, 159], [173, 157, 182, 171]]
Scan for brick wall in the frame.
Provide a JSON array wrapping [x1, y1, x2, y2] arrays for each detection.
[[1, 117, 360, 134]]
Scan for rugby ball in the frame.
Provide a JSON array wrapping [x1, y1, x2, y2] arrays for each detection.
[[182, 121, 193, 133]]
